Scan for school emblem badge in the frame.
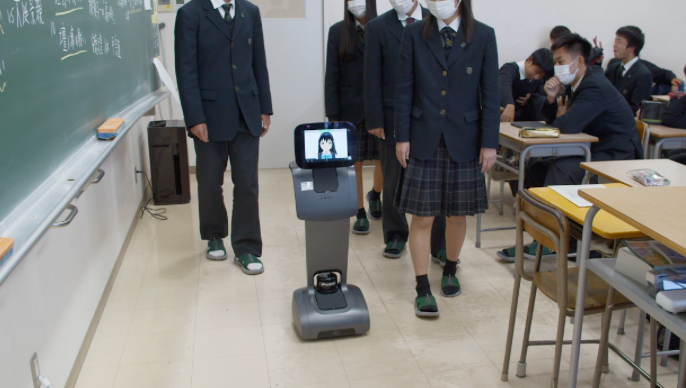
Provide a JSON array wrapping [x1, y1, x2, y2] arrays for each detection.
[[467, 67, 473, 75], [248, 38, 252, 45], [623, 90, 627, 95]]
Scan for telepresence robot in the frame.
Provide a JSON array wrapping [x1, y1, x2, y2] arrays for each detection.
[[289, 122, 370, 340]]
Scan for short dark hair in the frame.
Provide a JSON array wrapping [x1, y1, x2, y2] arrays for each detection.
[[529, 48, 554, 77], [616, 26, 645, 56], [550, 26, 571, 41], [551, 33, 592, 65]]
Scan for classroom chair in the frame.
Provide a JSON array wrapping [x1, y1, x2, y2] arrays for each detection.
[[501, 189, 635, 388], [637, 119, 651, 158]]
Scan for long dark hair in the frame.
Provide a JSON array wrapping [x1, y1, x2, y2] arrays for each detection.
[[339, 0, 378, 61], [422, 0, 474, 44], [318, 132, 337, 158]]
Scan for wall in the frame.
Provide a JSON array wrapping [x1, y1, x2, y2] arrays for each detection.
[[325, 0, 686, 82], [0, 116, 152, 388]]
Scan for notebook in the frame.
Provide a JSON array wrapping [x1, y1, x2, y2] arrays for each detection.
[[511, 121, 550, 129]]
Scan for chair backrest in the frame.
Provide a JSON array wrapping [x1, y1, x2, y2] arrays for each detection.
[[636, 119, 650, 158], [516, 190, 571, 308]]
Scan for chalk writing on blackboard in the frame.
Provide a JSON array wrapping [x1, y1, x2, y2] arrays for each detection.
[[0, 60, 5, 76], [88, 0, 115, 23], [55, 7, 82, 15], [6, 0, 45, 27], [55, 0, 83, 9], [0, 82, 6, 93]]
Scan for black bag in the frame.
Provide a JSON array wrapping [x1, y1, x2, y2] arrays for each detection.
[[640, 101, 668, 125]]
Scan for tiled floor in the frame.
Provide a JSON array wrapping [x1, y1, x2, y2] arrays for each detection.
[[76, 168, 681, 388]]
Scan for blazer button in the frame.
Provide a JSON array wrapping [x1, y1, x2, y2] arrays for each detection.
[[442, 71, 448, 76], [440, 110, 446, 115], [441, 91, 446, 96], [235, 86, 240, 91], [231, 43, 235, 47], [232, 65, 236, 69]]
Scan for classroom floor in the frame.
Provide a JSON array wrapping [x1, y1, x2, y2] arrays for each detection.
[[76, 168, 683, 388]]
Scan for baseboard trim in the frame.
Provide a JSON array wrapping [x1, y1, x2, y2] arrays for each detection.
[[64, 197, 146, 388]]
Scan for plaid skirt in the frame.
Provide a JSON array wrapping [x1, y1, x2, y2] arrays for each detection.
[[396, 140, 488, 217], [355, 121, 380, 162]]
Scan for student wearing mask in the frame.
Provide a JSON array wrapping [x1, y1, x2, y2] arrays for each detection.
[[499, 48, 554, 122], [498, 34, 643, 262], [395, 0, 499, 316], [325, 0, 381, 236], [364, 0, 448, 260], [605, 26, 653, 115]]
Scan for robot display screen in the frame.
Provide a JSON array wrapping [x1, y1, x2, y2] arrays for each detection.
[[304, 129, 351, 162], [294, 122, 356, 169]]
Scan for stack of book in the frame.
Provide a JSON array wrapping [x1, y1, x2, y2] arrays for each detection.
[[615, 240, 686, 295]]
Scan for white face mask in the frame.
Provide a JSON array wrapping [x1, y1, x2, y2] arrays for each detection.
[[554, 56, 579, 85], [389, 0, 414, 15], [347, 0, 367, 19], [426, 0, 460, 21]]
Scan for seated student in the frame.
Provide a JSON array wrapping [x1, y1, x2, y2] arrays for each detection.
[[500, 48, 554, 122], [550, 26, 603, 68], [609, 57, 684, 95], [662, 69, 686, 129], [605, 26, 652, 115], [549, 25, 571, 45], [498, 34, 644, 262]]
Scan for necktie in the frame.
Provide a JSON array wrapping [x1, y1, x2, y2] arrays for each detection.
[[440, 27, 456, 58], [405, 17, 415, 24], [357, 25, 365, 44], [222, 3, 233, 21]]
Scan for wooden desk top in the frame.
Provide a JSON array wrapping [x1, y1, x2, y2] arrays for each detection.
[[579, 186, 686, 257], [581, 159, 686, 187], [528, 184, 643, 240], [647, 124, 686, 139], [499, 122, 599, 146], [651, 95, 671, 103]]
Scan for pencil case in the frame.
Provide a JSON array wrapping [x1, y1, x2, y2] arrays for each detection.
[[627, 169, 671, 186], [519, 128, 560, 138]]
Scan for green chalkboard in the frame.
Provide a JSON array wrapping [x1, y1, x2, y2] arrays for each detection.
[[0, 0, 159, 221]]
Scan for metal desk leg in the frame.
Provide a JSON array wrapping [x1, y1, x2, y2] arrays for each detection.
[[568, 205, 600, 388], [661, 330, 672, 367], [632, 310, 647, 382], [679, 340, 686, 387], [650, 317, 658, 388], [617, 309, 626, 335], [476, 213, 482, 248], [652, 139, 664, 159]]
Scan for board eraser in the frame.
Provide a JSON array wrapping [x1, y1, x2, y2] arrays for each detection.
[[0, 238, 14, 266], [97, 118, 125, 140]]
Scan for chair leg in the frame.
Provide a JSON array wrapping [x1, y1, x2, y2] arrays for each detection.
[[661, 329, 672, 367], [551, 308, 567, 388], [499, 180, 505, 216], [502, 271, 523, 382], [631, 310, 647, 382], [593, 287, 615, 387], [517, 282, 538, 378], [475, 213, 481, 248], [617, 309, 627, 335], [650, 316, 658, 388]]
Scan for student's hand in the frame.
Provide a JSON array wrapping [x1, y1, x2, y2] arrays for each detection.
[[673, 79, 683, 87], [556, 96, 568, 117], [516, 94, 531, 106], [368, 127, 385, 140], [261, 114, 271, 137], [593, 36, 602, 49], [545, 77, 562, 103], [500, 105, 515, 122], [396, 142, 410, 168], [479, 148, 497, 173], [636, 108, 642, 119], [190, 123, 209, 142]]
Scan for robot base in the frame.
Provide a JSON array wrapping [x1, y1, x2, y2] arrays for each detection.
[[292, 284, 370, 340]]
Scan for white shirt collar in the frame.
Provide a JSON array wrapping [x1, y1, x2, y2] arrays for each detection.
[[211, 0, 234, 10], [572, 73, 585, 93], [437, 15, 460, 33], [623, 56, 639, 75], [516, 61, 527, 81], [355, 19, 365, 29], [397, 4, 422, 22]]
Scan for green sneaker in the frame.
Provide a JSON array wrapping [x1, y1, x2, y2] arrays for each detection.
[[366, 191, 382, 220], [383, 240, 406, 259], [496, 241, 556, 262], [206, 239, 228, 260], [440, 275, 462, 297], [431, 249, 461, 266], [234, 253, 264, 275], [352, 218, 370, 235], [415, 294, 439, 317]]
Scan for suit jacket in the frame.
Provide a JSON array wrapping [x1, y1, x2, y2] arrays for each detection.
[[608, 57, 678, 86], [175, 0, 272, 141], [325, 21, 366, 124], [498, 62, 546, 121], [395, 18, 500, 162], [543, 66, 643, 161], [605, 58, 652, 115], [364, 7, 428, 144], [662, 95, 686, 129]]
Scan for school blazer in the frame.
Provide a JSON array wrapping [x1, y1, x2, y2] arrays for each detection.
[[608, 58, 678, 86], [543, 66, 643, 161], [175, 0, 272, 141], [325, 21, 366, 124], [498, 62, 546, 120], [364, 7, 428, 144], [395, 18, 500, 162], [605, 59, 652, 115]]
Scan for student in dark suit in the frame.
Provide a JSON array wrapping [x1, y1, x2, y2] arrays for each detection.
[[325, 0, 382, 237], [605, 26, 652, 115], [499, 48, 554, 122], [608, 57, 684, 95], [364, 0, 448, 261], [395, 0, 499, 316], [549, 25, 571, 45], [175, 0, 272, 274]]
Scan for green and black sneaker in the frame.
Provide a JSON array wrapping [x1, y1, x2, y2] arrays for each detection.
[[206, 239, 228, 260]]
